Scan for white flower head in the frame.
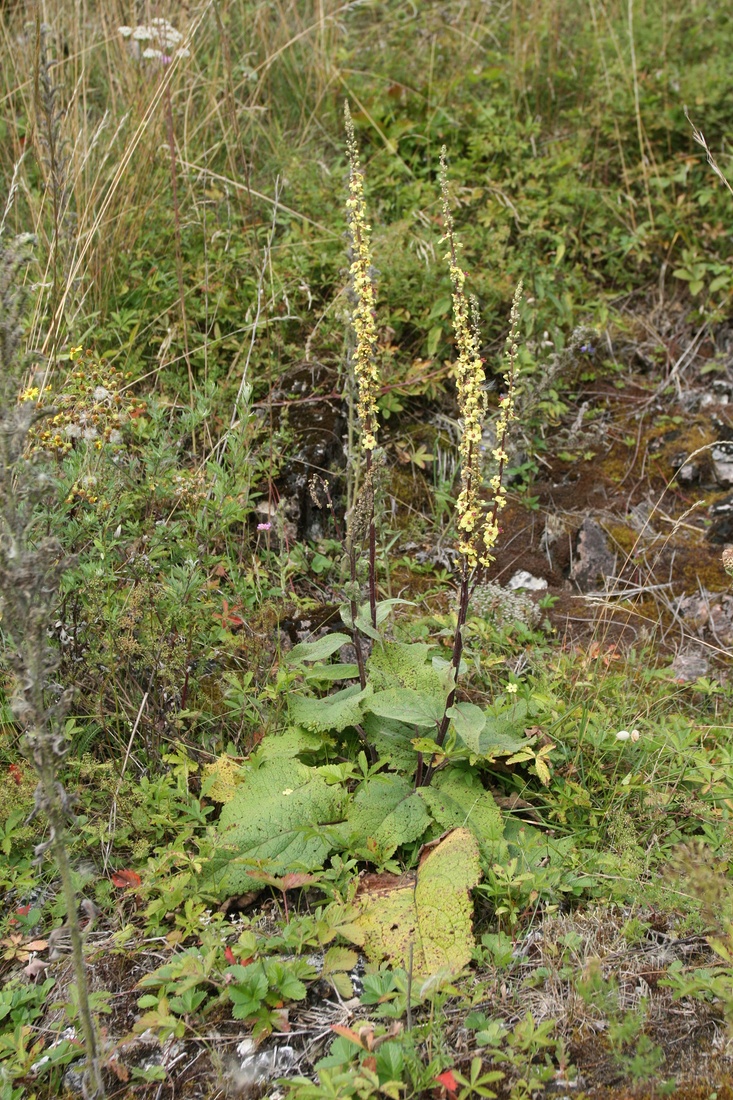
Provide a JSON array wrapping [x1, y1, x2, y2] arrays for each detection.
[[118, 25, 133, 37], [132, 25, 153, 41], [142, 47, 163, 60]]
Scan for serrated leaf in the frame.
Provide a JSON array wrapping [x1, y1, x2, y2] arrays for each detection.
[[353, 828, 481, 975], [322, 945, 359, 992], [287, 633, 352, 664], [204, 758, 345, 895], [289, 683, 372, 733], [256, 726, 325, 760]]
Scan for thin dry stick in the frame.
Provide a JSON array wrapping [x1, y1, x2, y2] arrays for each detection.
[[163, 76, 195, 434], [102, 691, 149, 874], [686, 110, 733, 199]]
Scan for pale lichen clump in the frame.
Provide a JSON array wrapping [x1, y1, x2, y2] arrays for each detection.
[[439, 147, 520, 572], [344, 102, 379, 453]]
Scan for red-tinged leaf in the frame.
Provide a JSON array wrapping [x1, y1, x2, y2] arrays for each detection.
[[224, 946, 236, 965], [24, 940, 48, 952], [111, 869, 142, 889], [331, 1024, 366, 1049], [8, 764, 22, 786], [279, 872, 317, 891], [435, 1069, 459, 1094]]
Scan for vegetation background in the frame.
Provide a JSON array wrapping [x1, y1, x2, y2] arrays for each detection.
[[1, 0, 733, 1097]]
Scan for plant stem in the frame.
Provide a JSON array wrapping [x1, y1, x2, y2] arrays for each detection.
[[348, 540, 367, 690], [419, 563, 470, 788], [366, 448, 377, 630]]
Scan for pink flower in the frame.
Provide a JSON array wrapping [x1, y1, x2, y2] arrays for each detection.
[[257, 522, 272, 531]]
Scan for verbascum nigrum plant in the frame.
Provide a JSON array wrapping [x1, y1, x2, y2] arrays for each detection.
[[422, 149, 522, 784], [0, 236, 105, 1097], [344, 102, 381, 686]]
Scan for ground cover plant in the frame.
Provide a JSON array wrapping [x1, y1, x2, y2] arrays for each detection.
[[2, 1, 733, 1098]]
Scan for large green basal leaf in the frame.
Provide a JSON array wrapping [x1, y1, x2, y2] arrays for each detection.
[[353, 828, 481, 976], [204, 758, 346, 895], [366, 686, 445, 728], [337, 774, 432, 858], [288, 683, 372, 733], [418, 771, 507, 865], [362, 713, 416, 773]]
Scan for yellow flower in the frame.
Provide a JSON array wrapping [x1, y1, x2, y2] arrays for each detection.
[[344, 102, 380, 453], [69, 346, 83, 361], [439, 148, 521, 574]]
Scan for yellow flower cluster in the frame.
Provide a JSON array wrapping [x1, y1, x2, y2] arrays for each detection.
[[23, 347, 146, 458], [439, 148, 520, 572], [482, 282, 522, 567], [344, 102, 380, 453]]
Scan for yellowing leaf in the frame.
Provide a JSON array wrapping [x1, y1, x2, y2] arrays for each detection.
[[201, 755, 245, 803], [352, 828, 481, 976]]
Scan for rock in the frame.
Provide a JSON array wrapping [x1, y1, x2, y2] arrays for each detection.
[[569, 519, 616, 592], [506, 570, 547, 592], [708, 493, 733, 543], [711, 443, 733, 487], [229, 1042, 298, 1091], [670, 452, 700, 485], [670, 651, 709, 682]]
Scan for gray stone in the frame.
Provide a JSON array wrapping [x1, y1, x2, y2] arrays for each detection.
[[506, 570, 548, 592], [570, 519, 616, 592], [670, 651, 709, 682], [712, 444, 733, 487]]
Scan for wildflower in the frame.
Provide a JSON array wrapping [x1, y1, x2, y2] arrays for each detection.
[[69, 346, 83, 361], [439, 147, 520, 572], [505, 682, 518, 695], [257, 522, 272, 531], [344, 102, 379, 453]]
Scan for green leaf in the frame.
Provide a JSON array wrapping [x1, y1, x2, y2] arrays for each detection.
[[303, 663, 360, 683], [289, 683, 372, 733], [363, 713, 416, 773], [368, 641, 441, 693], [256, 726, 325, 760], [367, 687, 444, 728], [427, 325, 443, 356], [338, 775, 432, 858], [287, 633, 352, 664], [447, 702, 487, 752], [418, 771, 506, 864], [352, 828, 482, 975], [204, 758, 345, 894]]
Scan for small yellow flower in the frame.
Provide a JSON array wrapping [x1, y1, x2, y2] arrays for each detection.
[[439, 148, 522, 574], [69, 346, 83, 361], [505, 682, 518, 694], [344, 102, 380, 454]]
